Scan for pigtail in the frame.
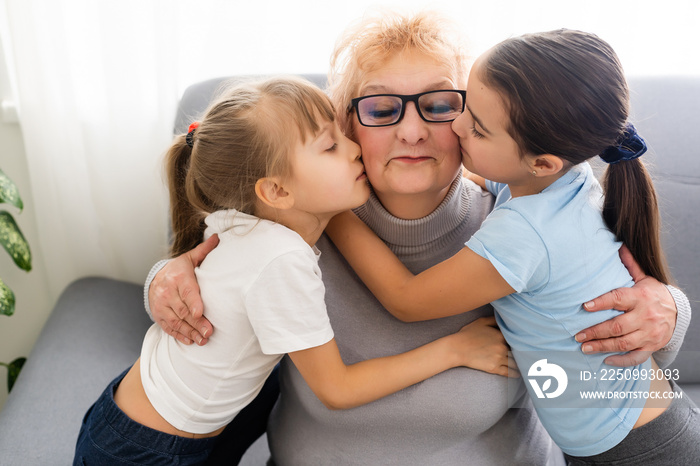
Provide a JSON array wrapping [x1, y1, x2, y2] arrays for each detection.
[[164, 135, 207, 258], [601, 155, 672, 285]]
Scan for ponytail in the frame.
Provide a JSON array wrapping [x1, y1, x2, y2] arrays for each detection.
[[601, 154, 672, 285], [165, 135, 207, 258]]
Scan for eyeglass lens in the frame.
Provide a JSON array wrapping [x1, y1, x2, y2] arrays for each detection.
[[356, 91, 464, 126]]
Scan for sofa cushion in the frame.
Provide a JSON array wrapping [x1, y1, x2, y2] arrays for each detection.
[[0, 277, 152, 465]]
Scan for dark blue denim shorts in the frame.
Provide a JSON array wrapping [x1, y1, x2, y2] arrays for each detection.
[[73, 368, 218, 466]]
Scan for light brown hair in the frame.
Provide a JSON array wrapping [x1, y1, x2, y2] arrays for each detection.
[[328, 10, 469, 139], [165, 76, 335, 257], [479, 29, 671, 283]]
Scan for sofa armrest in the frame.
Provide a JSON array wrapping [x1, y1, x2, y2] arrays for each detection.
[[0, 277, 151, 465]]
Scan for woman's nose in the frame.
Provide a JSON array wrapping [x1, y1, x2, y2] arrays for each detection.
[[396, 102, 429, 145]]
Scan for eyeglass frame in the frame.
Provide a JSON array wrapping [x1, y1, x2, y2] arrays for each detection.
[[348, 89, 467, 127]]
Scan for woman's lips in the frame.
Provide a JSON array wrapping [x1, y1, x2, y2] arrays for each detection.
[[391, 156, 432, 164]]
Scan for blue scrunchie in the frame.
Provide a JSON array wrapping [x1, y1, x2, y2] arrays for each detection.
[[599, 123, 647, 164]]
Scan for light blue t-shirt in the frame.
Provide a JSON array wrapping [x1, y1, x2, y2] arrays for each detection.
[[466, 163, 651, 456]]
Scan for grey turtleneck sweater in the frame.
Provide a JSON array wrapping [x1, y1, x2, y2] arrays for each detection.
[[267, 177, 566, 465]]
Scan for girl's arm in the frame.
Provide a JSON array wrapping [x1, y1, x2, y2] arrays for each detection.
[[462, 167, 487, 190], [288, 316, 517, 410], [325, 212, 514, 322]]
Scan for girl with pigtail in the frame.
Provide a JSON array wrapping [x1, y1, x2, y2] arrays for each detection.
[[73, 76, 513, 465], [326, 29, 700, 463]]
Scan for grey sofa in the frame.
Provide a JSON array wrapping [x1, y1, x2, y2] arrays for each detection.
[[0, 75, 697, 465]]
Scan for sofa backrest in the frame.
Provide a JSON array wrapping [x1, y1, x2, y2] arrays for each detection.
[[625, 76, 699, 381]]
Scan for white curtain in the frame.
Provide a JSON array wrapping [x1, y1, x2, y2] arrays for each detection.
[[2, 1, 177, 298]]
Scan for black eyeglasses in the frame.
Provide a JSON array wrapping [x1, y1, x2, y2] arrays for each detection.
[[349, 90, 466, 127]]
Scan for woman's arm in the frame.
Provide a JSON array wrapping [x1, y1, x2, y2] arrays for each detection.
[[145, 234, 218, 345], [325, 211, 514, 322], [575, 245, 690, 367], [289, 316, 517, 410]]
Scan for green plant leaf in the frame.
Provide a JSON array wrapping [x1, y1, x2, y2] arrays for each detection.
[[6, 357, 26, 392], [0, 169, 23, 212], [0, 210, 32, 271], [0, 277, 15, 316]]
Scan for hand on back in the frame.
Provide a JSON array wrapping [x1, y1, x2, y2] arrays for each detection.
[[149, 234, 218, 345]]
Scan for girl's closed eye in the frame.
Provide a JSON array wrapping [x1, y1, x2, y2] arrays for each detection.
[[470, 125, 485, 139], [326, 142, 338, 152]]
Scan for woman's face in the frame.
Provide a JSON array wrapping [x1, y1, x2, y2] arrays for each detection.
[[351, 50, 463, 217]]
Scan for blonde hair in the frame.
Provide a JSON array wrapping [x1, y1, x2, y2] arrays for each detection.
[[328, 10, 469, 139], [166, 76, 336, 257]]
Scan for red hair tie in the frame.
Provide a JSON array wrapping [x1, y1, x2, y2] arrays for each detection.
[[186, 122, 200, 148]]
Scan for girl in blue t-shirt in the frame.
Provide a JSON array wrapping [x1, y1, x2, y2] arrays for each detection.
[[326, 29, 700, 464]]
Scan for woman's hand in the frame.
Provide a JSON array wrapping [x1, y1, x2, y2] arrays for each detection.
[[454, 316, 519, 378], [148, 234, 218, 345], [575, 245, 677, 366]]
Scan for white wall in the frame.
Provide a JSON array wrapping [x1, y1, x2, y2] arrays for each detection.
[[173, 0, 700, 96]]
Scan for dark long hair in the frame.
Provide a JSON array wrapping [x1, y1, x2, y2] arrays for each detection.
[[479, 29, 671, 283]]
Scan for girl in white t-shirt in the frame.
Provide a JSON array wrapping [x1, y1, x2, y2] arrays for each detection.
[[73, 76, 513, 465]]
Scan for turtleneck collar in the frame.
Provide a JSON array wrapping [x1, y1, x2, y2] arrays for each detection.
[[353, 175, 471, 248]]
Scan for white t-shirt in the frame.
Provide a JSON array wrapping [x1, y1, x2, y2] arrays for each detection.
[[140, 209, 334, 434]]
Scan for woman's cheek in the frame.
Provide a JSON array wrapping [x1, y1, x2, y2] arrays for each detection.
[[355, 131, 388, 184]]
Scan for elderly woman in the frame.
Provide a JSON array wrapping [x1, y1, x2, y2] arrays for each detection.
[[145, 11, 690, 465]]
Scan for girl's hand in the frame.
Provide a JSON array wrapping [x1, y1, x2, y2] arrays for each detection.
[[289, 317, 517, 410], [148, 235, 218, 345], [452, 316, 519, 378], [462, 167, 487, 190], [575, 245, 676, 366]]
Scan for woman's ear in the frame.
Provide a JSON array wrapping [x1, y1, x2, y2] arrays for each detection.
[[255, 177, 294, 209], [531, 154, 565, 177]]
